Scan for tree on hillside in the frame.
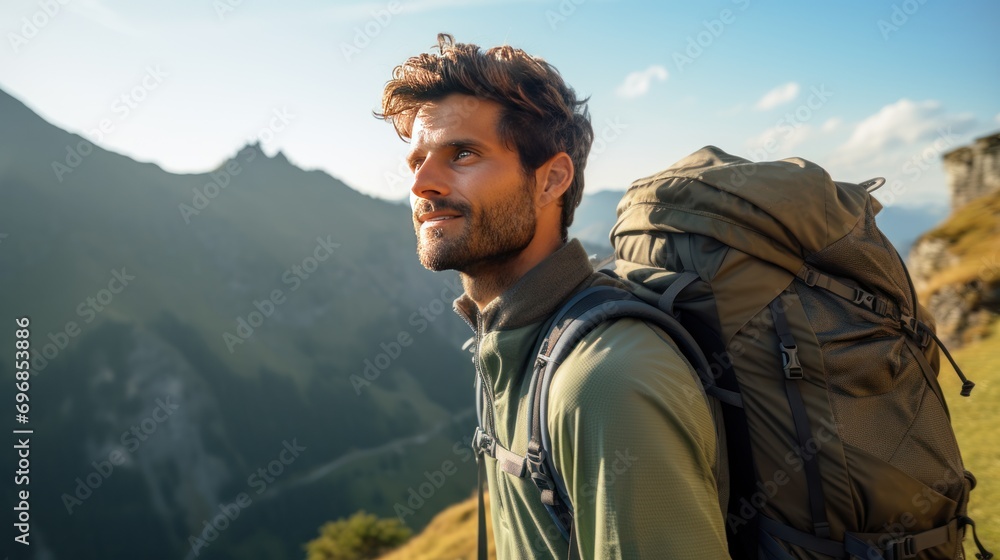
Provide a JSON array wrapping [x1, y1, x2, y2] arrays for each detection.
[[304, 511, 412, 560]]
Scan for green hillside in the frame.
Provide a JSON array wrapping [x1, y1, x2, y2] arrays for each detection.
[[0, 88, 481, 559], [940, 321, 1000, 546]]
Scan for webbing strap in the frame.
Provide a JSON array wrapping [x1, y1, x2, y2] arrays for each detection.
[[846, 519, 956, 559], [797, 265, 978, 401], [761, 514, 959, 560], [759, 515, 844, 558], [770, 298, 830, 540], [477, 456, 488, 560], [796, 265, 895, 319], [473, 427, 526, 477], [657, 271, 699, 317], [567, 519, 580, 560], [495, 446, 526, 477], [903, 336, 951, 420]]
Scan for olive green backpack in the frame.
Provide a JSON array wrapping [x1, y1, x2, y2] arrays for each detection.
[[602, 146, 993, 559]]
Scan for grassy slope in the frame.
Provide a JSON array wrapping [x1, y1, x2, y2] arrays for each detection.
[[940, 322, 999, 547], [919, 190, 1000, 547], [919, 190, 1000, 301], [378, 491, 495, 560]]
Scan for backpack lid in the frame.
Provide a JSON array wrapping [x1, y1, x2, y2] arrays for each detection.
[[611, 146, 873, 276]]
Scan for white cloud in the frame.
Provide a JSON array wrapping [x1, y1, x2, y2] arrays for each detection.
[[747, 123, 813, 155], [995, 112, 1000, 124], [824, 99, 979, 209], [754, 82, 800, 111], [615, 65, 668, 99], [821, 117, 842, 132], [834, 99, 976, 167]]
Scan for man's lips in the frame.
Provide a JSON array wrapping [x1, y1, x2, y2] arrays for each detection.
[[417, 210, 464, 227]]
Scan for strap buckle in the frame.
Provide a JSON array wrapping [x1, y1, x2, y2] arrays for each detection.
[[781, 343, 803, 379], [886, 535, 917, 559], [525, 442, 549, 478], [472, 427, 494, 458], [900, 316, 931, 348], [852, 288, 876, 311], [526, 442, 559, 505], [802, 269, 820, 287]]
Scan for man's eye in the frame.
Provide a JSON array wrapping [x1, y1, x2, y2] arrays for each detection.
[[410, 159, 423, 171], [455, 150, 473, 160]]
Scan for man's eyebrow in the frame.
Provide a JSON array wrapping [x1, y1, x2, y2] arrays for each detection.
[[444, 138, 485, 150]]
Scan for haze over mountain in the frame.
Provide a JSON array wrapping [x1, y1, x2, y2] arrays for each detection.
[[0, 87, 479, 560]]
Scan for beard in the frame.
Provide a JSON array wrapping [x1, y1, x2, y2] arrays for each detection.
[[412, 178, 536, 273]]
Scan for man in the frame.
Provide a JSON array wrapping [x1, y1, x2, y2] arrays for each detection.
[[377, 34, 729, 559]]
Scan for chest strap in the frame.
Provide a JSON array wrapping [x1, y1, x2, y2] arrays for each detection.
[[472, 427, 526, 477]]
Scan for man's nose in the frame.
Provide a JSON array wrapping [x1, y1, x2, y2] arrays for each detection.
[[410, 157, 450, 200]]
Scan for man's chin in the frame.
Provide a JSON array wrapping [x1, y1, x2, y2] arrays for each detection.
[[416, 245, 461, 272]]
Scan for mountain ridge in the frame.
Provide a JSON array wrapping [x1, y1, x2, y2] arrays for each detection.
[[0, 86, 479, 560]]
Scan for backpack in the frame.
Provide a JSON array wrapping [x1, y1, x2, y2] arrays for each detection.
[[472, 146, 993, 560]]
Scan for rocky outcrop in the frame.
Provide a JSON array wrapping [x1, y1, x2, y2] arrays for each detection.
[[910, 131, 1000, 348], [943, 132, 1000, 209]]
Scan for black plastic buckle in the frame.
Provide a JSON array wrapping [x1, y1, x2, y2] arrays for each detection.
[[873, 297, 888, 316], [853, 289, 876, 311], [802, 269, 820, 287], [780, 344, 803, 379], [901, 317, 932, 348], [472, 427, 493, 457], [886, 535, 917, 559]]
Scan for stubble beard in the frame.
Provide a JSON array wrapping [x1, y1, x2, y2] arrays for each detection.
[[414, 180, 536, 274]]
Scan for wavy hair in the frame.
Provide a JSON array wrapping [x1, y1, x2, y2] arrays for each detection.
[[376, 33, 594, 241]]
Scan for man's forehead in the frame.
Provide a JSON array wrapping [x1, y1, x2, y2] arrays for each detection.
[[411, 95, 500, 141]]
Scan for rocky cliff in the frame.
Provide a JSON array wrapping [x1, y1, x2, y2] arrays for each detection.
[[910, 132, 1000, 348], [943, 132, 1000, 210]]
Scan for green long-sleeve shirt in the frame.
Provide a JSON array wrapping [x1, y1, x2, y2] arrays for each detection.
[[454, 239, 730, 559]]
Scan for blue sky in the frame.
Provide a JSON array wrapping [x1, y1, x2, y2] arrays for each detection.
[[2, 0, 998, 209]]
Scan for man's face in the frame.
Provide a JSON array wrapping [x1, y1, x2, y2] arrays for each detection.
[[406, 94, 537, 273]]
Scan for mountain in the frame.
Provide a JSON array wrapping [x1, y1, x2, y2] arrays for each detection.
[[0, 88, 481, 560], [568, 189, 621, 256], [873, 203, 948, 259]]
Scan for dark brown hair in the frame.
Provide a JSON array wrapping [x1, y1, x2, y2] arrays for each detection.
[[376, 33, 594, 241]]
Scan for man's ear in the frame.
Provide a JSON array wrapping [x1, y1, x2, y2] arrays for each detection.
[[534, 152, 574, 208]]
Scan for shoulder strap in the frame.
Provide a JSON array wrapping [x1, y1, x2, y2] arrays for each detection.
[[523, 285, 735, 555]]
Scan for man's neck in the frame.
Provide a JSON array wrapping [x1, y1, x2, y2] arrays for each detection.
[[461, 238, 565, 312]]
